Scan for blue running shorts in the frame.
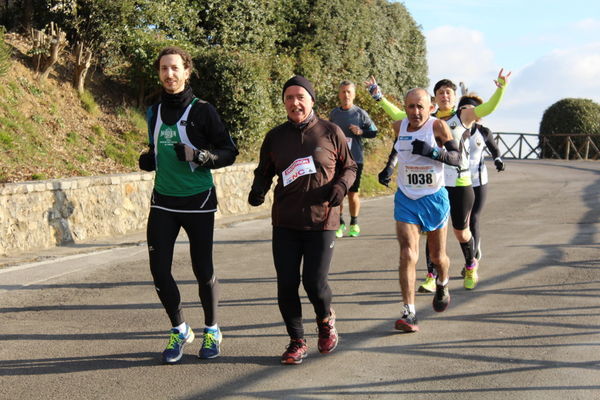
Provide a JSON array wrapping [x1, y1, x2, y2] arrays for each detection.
[[394, 188, 450, 232]]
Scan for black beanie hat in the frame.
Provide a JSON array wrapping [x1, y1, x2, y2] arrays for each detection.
[[282, 75, 316, 102]]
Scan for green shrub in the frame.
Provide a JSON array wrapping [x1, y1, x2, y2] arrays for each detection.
[[539, 98, 600, 159], [193, 49, 295, 153]]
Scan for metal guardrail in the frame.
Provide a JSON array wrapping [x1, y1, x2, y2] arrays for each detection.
[[489, 133, 600, 160]]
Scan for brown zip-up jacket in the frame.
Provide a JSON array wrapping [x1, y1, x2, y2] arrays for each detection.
[[251, 114, 357, 231]]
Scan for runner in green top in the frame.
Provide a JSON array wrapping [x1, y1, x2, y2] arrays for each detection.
[[138, 46, 237, 364]]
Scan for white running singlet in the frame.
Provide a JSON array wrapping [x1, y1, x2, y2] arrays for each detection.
[[394, 118, 444, 200], [443, 113, 472, 187], [469, 126, 489, 187]]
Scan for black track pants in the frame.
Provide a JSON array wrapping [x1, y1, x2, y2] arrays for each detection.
[[147, 207, 219, 327], [272, 227, 336, 339]]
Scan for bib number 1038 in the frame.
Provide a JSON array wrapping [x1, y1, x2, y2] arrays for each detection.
[[407, 173, 433, 185], [404, 165, 437, 188]]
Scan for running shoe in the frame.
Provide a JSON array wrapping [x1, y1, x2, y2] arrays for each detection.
[[335, 223, 346, 238], [317, 309, 338, 353], [162, 323, 194, 364], [417, 272, 437, 293], [281, 338, 308, 365], [348, 224, 360, 237], [198, 327, 222, 359], [464, 261, 479, 290], [432, 283, 450, 312], [395, 307, 419, 332]]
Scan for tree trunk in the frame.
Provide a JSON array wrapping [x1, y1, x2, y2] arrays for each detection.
[[31, 22, 67, 81], [30, 27, 43, 72], [73, 41, 93, 94]]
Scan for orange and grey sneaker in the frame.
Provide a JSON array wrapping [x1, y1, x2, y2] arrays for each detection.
[[395, 306, 419, 332], [317, 309, 338, 354], [281, 338, 308, 365]]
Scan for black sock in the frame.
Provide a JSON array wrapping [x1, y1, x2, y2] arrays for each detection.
[[340, 218, 345, 225], [350, 216, 358, 225], [425, 243, 436, 275], [460, 237, 475, 265]]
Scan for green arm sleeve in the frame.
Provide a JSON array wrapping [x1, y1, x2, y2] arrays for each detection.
[[474, 85, 506, 119], [379, 97, 407, 121]]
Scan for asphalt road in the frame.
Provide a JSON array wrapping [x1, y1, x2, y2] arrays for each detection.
[[1, 159, 599, 400]]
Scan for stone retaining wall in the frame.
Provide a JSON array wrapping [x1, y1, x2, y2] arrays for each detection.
[[0, 163, 272, 256]]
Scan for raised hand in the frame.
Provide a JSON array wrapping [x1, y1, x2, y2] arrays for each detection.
[[363, 75, 377, 89], [494, 68, 512, 88], [364, 75, 382, 101]]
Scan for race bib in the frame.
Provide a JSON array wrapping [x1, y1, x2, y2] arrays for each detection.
[[282, 156, 317, 187], [404, 165, 436, 188]]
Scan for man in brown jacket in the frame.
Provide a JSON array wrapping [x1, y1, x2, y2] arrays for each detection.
[[249, 75, 357, 365]]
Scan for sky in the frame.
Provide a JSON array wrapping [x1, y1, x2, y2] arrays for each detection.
[[399, 0, 600, 133]]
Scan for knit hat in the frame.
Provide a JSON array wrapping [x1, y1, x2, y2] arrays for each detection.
[[282, 75, 316, 102]]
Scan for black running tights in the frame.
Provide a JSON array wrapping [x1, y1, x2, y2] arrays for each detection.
[[147, 208, 219, 327], [470, 184, 488, 255], [446, 185, 475, 230], [272, 227, 336, 339]]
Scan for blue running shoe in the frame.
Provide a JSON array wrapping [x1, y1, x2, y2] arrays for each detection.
[[199, 327, 222, 359], [162, 324, 194, 364]]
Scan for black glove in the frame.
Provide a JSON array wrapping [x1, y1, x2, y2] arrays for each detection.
[[378, 166, 393, 187], [494, 158, 505, 172], [248, 190, 265, 207], [174, 143, 210, 165], [328, 184, 346, 207], [367, 83, 383, 101], [411, 139, 436, 158], [138, 151, 155, 171]]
